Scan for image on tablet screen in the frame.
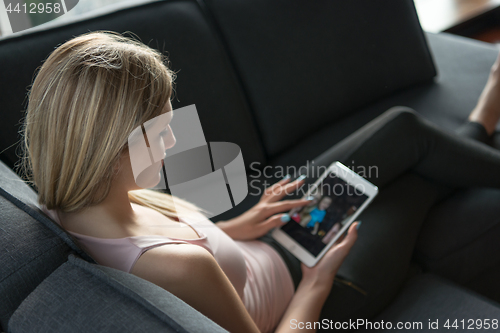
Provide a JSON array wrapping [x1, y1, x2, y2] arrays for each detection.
[[281, 172, 368, 256]]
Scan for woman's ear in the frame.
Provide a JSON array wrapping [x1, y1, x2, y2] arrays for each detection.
[[113, 148, 129, 174], [113, 160, 121, 174]]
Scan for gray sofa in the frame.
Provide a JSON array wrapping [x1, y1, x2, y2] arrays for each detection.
[[1, 0, 500, 332]]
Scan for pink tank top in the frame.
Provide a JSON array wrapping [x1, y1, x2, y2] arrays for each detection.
[[42, 206, 294, 333]]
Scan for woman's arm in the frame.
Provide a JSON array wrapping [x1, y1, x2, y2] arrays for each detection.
[[275, 277, 332, 333], [274, 222, 359, 333], [216, 176, 312, 241]]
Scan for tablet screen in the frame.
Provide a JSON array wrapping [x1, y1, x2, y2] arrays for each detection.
[[281, 171, 369, 256]]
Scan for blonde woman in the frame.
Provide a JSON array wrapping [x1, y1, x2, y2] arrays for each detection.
[[22, 31, 500, 333]]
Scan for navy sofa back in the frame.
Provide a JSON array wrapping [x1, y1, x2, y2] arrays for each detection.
[[203, 0, 436, 156], [0, 0, 434, 172]]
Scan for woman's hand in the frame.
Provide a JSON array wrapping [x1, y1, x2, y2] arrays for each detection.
[[300, 221, 360, 288], [275, 222, 360, 333], [216, 175, 313, 241]]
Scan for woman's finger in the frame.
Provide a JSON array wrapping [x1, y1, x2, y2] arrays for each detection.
[[265, 175, 307, 202], [260, 214, 289, 232], [266, 197, 312, 215], [333, 232, 346, 245], [333, 222, 359, 254], [263, 175, 292, 199]]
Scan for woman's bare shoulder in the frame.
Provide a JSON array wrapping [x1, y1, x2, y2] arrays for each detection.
[[131, 242, 213, 282], [130, 243, 259, 333]]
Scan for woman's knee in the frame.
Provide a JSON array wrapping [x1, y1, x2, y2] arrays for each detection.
[[383, 106, 420, 129], [385, 106, 418, 119]]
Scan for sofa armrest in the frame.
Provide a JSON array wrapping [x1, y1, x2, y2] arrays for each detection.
[[8, 254, 228, 333], [356, 273, 500, 332]]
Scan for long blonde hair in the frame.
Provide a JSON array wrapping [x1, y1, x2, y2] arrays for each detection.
[[20, 30, 202, 219]]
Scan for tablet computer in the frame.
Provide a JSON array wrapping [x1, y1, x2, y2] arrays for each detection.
[[271, 162, 378, 267]]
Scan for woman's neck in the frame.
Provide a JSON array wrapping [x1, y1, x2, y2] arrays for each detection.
[[58, 176, 137, 228]]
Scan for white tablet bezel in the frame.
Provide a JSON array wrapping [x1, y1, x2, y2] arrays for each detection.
[[271, 161, 379, 267]]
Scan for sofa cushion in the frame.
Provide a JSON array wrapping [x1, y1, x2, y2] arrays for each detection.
[[465, 264, 500, 304], [0, 0, 266, 172], [0, 161, 94, 330], [8, 254, 227, 333], [203, 0, 436, 157], [357, 273, 500, 333], [414, 188, 500, 285], [0, 161, 93, 258]]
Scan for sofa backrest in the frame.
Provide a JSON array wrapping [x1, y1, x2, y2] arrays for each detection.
[[0, 0, 435, 173], [8, 254, 228, 333], [0, 0, 436, 175], [202, 0, 437, 157], [0, 161, 94, 331], [0, 0, 267, 173]]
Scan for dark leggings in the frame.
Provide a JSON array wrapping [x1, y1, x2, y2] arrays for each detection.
[[259, 106, 500, 325]]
